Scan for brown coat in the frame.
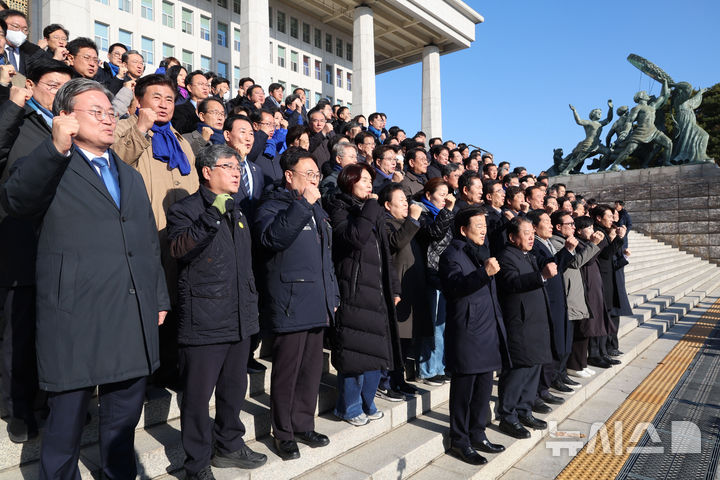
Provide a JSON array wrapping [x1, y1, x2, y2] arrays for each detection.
[[113, 115, 199, 303]]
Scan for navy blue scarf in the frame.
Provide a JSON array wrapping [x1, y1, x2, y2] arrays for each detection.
[[108, 62, 119, 76], [197, 122, 226, 145], [368, 125, 382, 139], [150, 122, 191, 175], [420, 197, 441, 219]]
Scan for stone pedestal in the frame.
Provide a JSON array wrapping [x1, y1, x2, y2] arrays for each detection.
[[556, 164, 720, 264]]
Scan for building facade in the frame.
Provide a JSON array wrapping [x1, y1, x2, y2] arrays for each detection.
[[31, 0, 482, 137]]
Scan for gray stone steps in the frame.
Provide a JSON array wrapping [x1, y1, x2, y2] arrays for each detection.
[[624, 255, 704, 283]]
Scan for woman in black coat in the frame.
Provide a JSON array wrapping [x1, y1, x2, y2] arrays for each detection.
[[439, 207, 509, 464], [326, 163, 401, 426]]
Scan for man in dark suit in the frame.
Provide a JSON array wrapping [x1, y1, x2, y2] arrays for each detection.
[[495, 217, 557, 439], [483, 179, 508, 256], [0, 10, 41, 75], [172, 70, 209, 134], [1, 78, 170, 479], [439, 206, 509, 465], [0, 59, 73, 443]]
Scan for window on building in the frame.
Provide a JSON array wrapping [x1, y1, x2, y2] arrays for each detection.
[[181, 8, 193, 34], [336, 68, 342, 88], [346, 102, 352, 110], [268, 7, 273, 28], [200, 16, 210, 41], [336, 38, 342, 57], [304, 89, 310, 109], [325, 64, 332, 84], [302, 55, 309, 76], [302, 23, 310, 43], [290, 51, 298, 73], [217, 61, 228, 78], [277, 45, 285, 68], [118, 0, 131, 13], [141, 0, 153, 20], [182, 49, 193, 70], [161, 1, 174, 28], [119, 29, 133, 49], [314, 28, 321, 49], [233, 66, 241, 84], [315, 92, 321, 105], [314, 60, 321, 80], [201, 55, 211, 72], [94, 22, 109, 51], [217, 22, 228, 47], [289, 17, 298, 38], [141, 36, 154, 64], [233, 28, 241, 52], [233, 0, 240, 15], [325, 33, 332, 53], [280, 81, 287, 91], [277, 11, 286, 33], [346, 42, 352, 61], [163, 43, 175, 58], [217, 0, 227, 8], [97, 0, 109, 5], [346, 72, 352, 91]]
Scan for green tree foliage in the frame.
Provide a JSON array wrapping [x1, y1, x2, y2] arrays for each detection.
[[694, 82, 720, 163]]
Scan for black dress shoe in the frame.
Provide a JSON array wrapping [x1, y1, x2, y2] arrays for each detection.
[[607, 349, 624, 356], [587, 356, 611, 369], [550, 380, 574, 393], [247, 358, 267, 374], [212, 444, 267, 469], [273, 438, 300, 460], [519, 415, 548, 430], [472, 438, 506, 454], [602, 355, 621, 365], [448, 445, 487, 465], [498, 420, 531, 439], [532, 400, 552, 414], [186, 466, 216, 480], [540, 391, 565, 405], [294, 430, 330, 448], [561, 374, 581, 387], [7, 418, 39, 444]]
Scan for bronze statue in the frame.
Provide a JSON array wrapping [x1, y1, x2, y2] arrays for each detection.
[[671, 82, 712, 164], [556, 100, 613, 175]]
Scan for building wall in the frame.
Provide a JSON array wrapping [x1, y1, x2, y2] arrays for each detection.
[[36, 0, 354, 106]]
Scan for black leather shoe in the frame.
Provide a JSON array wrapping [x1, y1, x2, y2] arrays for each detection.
[[587, 356, 611, 369], [540, 391, 565, 405], [7, 417, 39, 444], [498, 420, 531, 439], [472, 438, 505, 454], [602, 355, 621, 365], [532, 400, 552, 414], [519, 415, 548, 430], [186, 466, 216, 480], [294, 430, 330, 448], [247, 358, 267, 374], [607, 349, 624, 357], [448, 445, 487, 465], [550, 380, 574, 393], [212, 444, 267, 469], [561, 374, 581, 387], [273, 438, 300, 460]]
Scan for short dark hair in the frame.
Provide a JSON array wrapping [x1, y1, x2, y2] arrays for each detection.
[[211, 76, 229, 89], [222, 114, 252, 132], [286, 125, 311, 146], [186, 70, 206, 87], [575, 215, 594, 230], [372, 144, 396, 163], [66, 37, 98, 56], [498, 161, 510, 169], [590, 204, 613, 221], [526, 209, 547, 226], [338, 163, 375, 196], [284, 93, 300, 107], [238, 77, 254, 88], [378, 183, 404, 207], [428, 137, 442, 146], [121, 49, 143, 64], [482, 162, 497, 174], [26, 58, 74, 83], [279, 147, 312, 173], [550, 210, 572, 228], [198, 97, 224, 115], [43, 24, 69, 40], [431, 145, 449, 158], [293, 86, 304, 95], [420, 177, 449, 199], [441, 162, 460, 177], [505, 185, 524, 203], [459, 171, 482, 194], [368, 112, 382, 123], [249, 108, 273, 125], [337, 106, 349, 117], [454, 206, 487, 237], [0, 19, 5, 36], [513, 166, 527, 175], [354, 131, 376, 147], [134, 74, 175, 99], [525, 185, 542, 200], [615, 200, 625, 206], [0, 9, 25, 21], [502, 172, 518, 185], [405, 147, 426, 165], [108, 42, 128, 55], [507, 216, 532, 238], [0, 1, 8, 10], [268, 82, 283, 93]]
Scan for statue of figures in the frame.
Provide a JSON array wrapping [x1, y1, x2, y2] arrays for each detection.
[[607, 80, 673, 171], [671, 82, 712, 164], [557, 100, 613, 175], [594, 106, 632, 171]]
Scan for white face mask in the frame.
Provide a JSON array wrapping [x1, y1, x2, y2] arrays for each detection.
[[222, 90, 231, 101], [5, 29, 27, 48]]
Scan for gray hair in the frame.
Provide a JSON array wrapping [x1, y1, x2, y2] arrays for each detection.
[[441, 162, 460, 177], [195, 144, 238, 181], [121, 49, 144, 63], [334, 142, 357, 159], [52, 78, 114, 115]]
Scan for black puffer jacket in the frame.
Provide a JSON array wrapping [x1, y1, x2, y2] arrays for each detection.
[[416, 202, 454, 289], [167, 185, 259, 345], [326, 193, 401, 375]]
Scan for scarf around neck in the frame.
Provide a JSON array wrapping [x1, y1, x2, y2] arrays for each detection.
[[197, 122, 226, 145], [420, 197, 441, 219], [150, 122, 191, 175]]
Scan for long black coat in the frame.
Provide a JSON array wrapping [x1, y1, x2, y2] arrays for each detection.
[[171, 99, 201, 134], [385, 215, 432, 339], [578, 239, 611, 337], [594, 224, 624, 314], [440, 239, 511, 374], [495, 244, 553, 367], [531, 239, 574, 359], [326, 193, 401, 374], [1, 138, 170, 391], [167, 185, 259, 346]]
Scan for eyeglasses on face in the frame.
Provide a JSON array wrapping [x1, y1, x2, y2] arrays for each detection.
[[291, 170, 322, 181], [212, 162, 242, 172], [74, 108, 119, 122], [38, 80, 63, 92]]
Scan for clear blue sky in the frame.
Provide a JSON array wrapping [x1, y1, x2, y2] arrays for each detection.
[[376, 0, 720, 175]]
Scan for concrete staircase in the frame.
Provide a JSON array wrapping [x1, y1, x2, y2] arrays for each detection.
[[1, 230, 719, 480]]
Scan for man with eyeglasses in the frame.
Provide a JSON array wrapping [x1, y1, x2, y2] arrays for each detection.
[[183, 97, 227, 156], [166, 144, 268, 478], [307, 106, 335, 169], [0, 9, 41, 75], [172, 70, 210, 134], [1, 77, 170, 479], [0, 58, 73, 444], [41, 24, 68, 62], [100, 42, 127, 80], [114, 74, 198, 388], [66, 37, 125, 94], [254, 147, 339, 460], [399, 147, 429, 198]]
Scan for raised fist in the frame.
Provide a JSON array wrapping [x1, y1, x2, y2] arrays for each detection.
[[302, 184, 321, 205], [445, 193, 456, 210], [408, 203, 422, 220], [136, 107, 158, 134], [542, 262, 557, 280], [564, 235, 578, 251], [484, 257, 500, 276], [590, 230, 605, 245], [52, 114, 80, 156]]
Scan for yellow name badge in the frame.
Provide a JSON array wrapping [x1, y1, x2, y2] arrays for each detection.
[[238, 221, 244, 229]]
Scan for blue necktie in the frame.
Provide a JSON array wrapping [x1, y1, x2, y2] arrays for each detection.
[[240, 160, 251, 197], [91, 157, 121, 208], [6, 46, 17, 69]]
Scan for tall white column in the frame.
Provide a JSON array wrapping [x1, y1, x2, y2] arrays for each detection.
[[421, 45, 442, 139], [240, 0, 270, 89], [352, 5, 376, 116]]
